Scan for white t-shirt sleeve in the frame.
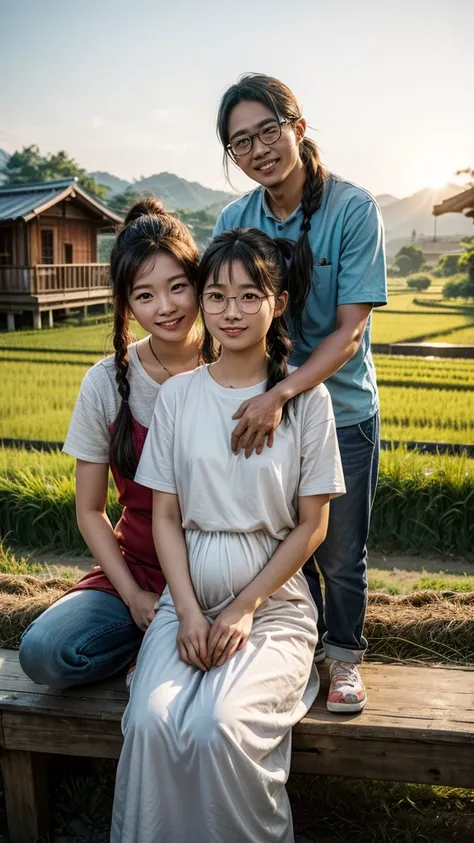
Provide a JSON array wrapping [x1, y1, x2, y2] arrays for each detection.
[[135, 382, 177, 493], [298, 386, 346, 498], [62, 368, 111, 463]]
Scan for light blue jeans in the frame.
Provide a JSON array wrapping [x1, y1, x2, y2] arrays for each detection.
[[304, 412, 380, 664], [19, 589, 143, 688]]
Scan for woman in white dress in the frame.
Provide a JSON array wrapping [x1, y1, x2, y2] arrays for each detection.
[[111, 228, 346, 843]]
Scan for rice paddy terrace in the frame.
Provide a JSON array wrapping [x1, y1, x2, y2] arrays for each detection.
[[0, 302, 472, 558], [0, 304, 473, 447]]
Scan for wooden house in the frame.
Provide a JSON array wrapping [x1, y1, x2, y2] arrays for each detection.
[[0, 178, 123, 330]]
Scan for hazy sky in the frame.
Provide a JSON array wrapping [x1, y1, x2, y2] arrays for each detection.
[[1, 0, 472, 198]]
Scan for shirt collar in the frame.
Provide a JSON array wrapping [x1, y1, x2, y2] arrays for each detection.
[[260, 187, 302, 225]]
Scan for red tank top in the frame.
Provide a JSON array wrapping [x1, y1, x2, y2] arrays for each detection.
[[69, 415, 165, 599]]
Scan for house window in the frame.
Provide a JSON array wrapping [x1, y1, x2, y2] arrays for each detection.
[[0, 228, 13, 266], [41, 230, 54, 264], [64, 243, 73, 264]]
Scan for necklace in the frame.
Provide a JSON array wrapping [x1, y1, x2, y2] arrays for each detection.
[[148, 335, 173, 379]]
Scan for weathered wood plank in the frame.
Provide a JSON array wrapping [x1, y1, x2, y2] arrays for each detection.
[[2, 711, 122, 758], [0, 690, 126, 722], [291, 734, 474, 788], [0, 748, 49, 843], [1, 649, 474, 746]]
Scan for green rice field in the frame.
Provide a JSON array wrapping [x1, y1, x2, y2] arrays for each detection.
[[0, 291, 473, 447], [373, 285, 474, 344], [1, 320, 473, 444], [371, 311, 474, 344], [428, 323, 474, 344]]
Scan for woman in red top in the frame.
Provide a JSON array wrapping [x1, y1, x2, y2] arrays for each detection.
[[19, 198, 201, 687]]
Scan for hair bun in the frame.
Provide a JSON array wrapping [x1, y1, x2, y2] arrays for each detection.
[[124, 197, 165, 226]]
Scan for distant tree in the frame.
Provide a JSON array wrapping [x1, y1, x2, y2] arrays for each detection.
[[458, 248, 474, 287], [393, 254, 412, 277], [456, 167, 474, 188], [437, 253, 460, 277], [394, 244, 424, 275], [443, 277, 474, 300], [176, 208, 217, 252], [0, 144, 107, 201], [107, 187, 145, 215], [443, 280, 462, 300], [406, 273, 432, 292]]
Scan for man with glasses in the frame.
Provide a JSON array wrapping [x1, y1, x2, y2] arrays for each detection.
[[213, 74, 387, 715]]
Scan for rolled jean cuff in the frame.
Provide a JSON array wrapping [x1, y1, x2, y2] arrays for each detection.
[[322, 633, 368, 664]]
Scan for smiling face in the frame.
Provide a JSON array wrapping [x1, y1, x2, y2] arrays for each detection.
[[128, 251, 198, 343], [202, 260, 287, 354], [227, 100, 306, 189]]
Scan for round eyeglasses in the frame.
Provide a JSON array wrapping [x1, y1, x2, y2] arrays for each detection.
[[200, 292, 273, 315], [227, 119, 291, 158]]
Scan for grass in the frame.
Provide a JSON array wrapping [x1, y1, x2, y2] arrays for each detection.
[[1, 344, 473, 446], [0, 448, 120, 556], [384, 291, 474, 315], [374, 354, 474, 390], [368, 568, 474, 595], [0, 315, 146, 353], [384, 292, 445, 312], [288, 775, 474, 843], [371, 448, 473, 556], [428, 324, 474, 345], [371, 312, 474, 344], [379, 384, 474, 444], [1, 358, 91, 440], [0, 320, 145, 441], [0, 446, 472, 558], [373, 278, 474, 344], [0, 539, 43, 576]]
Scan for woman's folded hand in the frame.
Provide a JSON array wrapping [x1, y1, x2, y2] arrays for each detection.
[[177, 608, 211, 671], [208, 603, 254, 668], [127, 588, 160, 631]]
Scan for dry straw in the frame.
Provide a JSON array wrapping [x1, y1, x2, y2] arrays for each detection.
[[1, 574, 474, 666], [0, 574, 71, 649], [366, 590, 474, 665]]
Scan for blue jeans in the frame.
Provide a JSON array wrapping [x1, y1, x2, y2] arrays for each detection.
[[304, 412, 380, 664], [19, 589, 143, 688]]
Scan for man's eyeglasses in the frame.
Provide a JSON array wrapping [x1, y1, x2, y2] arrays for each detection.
[[200, 291, 273, 315], [227, 119, 292, 158]]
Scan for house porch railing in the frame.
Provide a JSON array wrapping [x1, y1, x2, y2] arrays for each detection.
[[0, 264, 110, 295]]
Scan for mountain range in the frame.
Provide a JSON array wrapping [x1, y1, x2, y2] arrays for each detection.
[[90, 171, 474, 240], [1, 148, 472, 241], [375, 183, 473, 240], [90, 170, 236, 214]]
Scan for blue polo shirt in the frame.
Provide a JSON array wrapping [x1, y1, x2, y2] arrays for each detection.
[[213, 172, 387, 427]]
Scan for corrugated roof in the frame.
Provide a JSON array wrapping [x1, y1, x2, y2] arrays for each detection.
[[0, 178, 123, 223]]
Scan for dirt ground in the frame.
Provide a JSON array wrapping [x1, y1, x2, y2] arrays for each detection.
[[25, 548, 473, 581]]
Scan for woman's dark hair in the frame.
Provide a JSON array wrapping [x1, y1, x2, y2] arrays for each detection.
[[197, 228, 294, 419], [109, 196, 199, 478], [217, 73, 326, 328]]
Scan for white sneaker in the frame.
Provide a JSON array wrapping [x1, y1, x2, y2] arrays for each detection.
[[327, 660, 367, 713], [314, 646, 326, 664]]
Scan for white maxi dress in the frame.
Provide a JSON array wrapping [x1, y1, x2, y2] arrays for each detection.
[[111, 365, 345, 843]]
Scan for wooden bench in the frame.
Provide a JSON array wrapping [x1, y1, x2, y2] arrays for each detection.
[[1, 648, 474, 843]]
